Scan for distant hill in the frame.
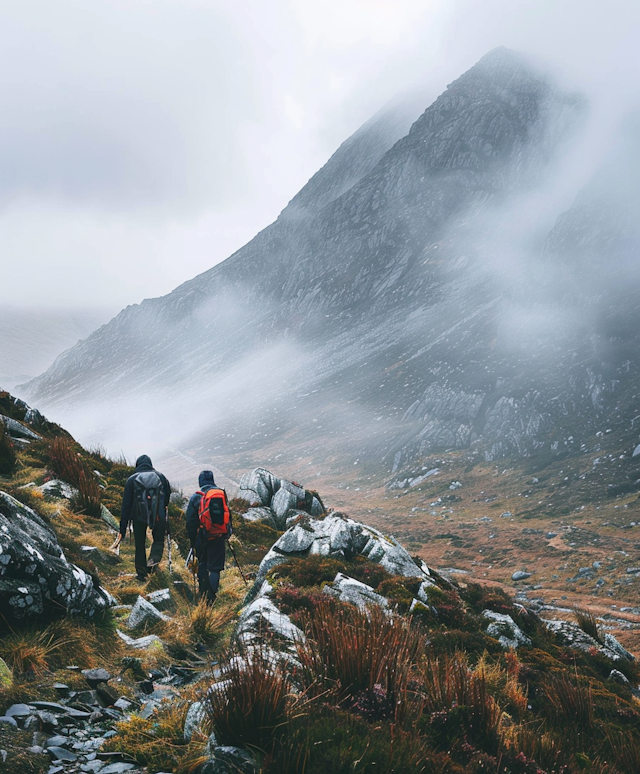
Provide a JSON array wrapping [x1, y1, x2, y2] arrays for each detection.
[[0, 307, 111, 390]]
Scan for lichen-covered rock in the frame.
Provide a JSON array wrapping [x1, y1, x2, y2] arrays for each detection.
[[116, 630, 164, 651], [145, 588, 175, 612], [236, 593, 304, 649], [241, 507, 277, 529], [482, 610, 531, 649], [323, 573, 389, 612], [544, 619, 634, 662], [0, 415, 41, 441], [183, 701, 206, 742], [38, 479, 78, 500], [0, 491, 113, 621], [237, 468, 282, 506], [126, 596, 170, 629]]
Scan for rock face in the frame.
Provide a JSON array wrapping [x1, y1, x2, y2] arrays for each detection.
[[0, 491, 112, 620], [482, 609, 531, 649], [29, 47, 640, 477], [544, 619, 635, 662]]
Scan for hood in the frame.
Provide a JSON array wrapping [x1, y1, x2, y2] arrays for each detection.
[[198, 470, 215, 488], [135, 454, 153, 471]]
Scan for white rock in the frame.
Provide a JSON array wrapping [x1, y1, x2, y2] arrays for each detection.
[[116, 630, 164, 650], [323, 573, 389, 612], [482, 610, 531, 649], [126, 596, 170, 629]]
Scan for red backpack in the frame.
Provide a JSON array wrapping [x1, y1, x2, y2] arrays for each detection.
[[197, 488, 230, 540]]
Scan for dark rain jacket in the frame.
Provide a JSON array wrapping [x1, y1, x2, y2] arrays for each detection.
[[119, 455, 171, 537], [185, 470, 232, 548]]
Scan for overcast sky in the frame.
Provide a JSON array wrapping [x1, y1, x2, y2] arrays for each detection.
[[0, 0, 638, 313]]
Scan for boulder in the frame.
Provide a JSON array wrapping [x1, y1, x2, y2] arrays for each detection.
[[482, 610, 531, 649], [81, 667, 111, 687], [544, 619, 635, 661], [238, 468, 324, 521], [512, 571, 532, 581], [608, 668, 630, 685], [236, 591, 304, 649], [323, 573, 389, 612], [241, 507, 277, 530], [0, 491, 113, 621], [126, 596, 170, 629], [237, 468, 282, 506], [0, 415, 41, 441], [38, 480, 78, 500], [271, 488, 298, 528]]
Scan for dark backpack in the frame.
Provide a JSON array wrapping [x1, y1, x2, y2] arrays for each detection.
[[133, 471, 165, 529], [197, 487, 230, 540]]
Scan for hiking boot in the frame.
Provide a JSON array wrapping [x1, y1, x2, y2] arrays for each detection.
[[136, 573, 148, 582]]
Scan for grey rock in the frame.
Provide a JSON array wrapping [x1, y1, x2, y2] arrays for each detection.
[[512, 571, 532, 581], [126, 596, 170, 629], [82, 668, 111, 686], [183, 700, 206, 742], [482, 610, 531, 649], [38, 479, 78, 500], [0, 491, 113, 621], [0, 414, 41, 440], [5, 702, 32, 717], [0, 715, 17, 726], [117, 629, 164, 650], [47, 746, 77, 761], [100, 764, 136, 774], [45, 735, 70, 748], [145, 588, 174, 612], [242, 507, 277, 529], [608, 669, 630, 685], [201, 746, 258, 774], [323, 573, 389, 612], [545, 619, 634, 662], [236, 594, 304, 648], [271, 488, 298, 528], [113, 698, 133, 711]]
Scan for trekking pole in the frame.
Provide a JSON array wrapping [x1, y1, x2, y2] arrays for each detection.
[[165, 508, 173, 575], [227, 541, 248, 586]]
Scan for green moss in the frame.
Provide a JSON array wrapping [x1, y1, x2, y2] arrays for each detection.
[[0, 655, 13, 688]]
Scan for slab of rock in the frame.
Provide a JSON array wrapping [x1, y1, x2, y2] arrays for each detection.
[[0, 414, 41, 441], [482, 610, 531, 648], [117, 629, 164, 651], [47, 746, 77, 761], [145, 588, 175, 613], [0, 715, 17, 727], [5, 703, 32, 718], [323, 573, 389, 612], [0, 491, 113, 621], [126, 596, 170, 629]]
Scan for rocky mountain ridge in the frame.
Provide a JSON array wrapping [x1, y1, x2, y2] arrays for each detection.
[[22, 47, 640, 485]]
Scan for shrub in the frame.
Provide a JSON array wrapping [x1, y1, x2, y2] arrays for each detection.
[[0, 421, 16, 475], [573, 606, 602, 644], [46, 436, 101, 517], [207, 648, 291, 755], [296, 600, 427, 724]]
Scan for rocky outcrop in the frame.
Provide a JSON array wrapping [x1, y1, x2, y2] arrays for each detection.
[[0, 491, 113, 621], [248, 511, 432, 600], [238, 469, 324, 529], [482, 610, 531, 649]]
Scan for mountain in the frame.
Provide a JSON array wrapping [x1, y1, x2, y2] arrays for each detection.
[[0, 307, 111, 390], [27, 47, 640, 484]]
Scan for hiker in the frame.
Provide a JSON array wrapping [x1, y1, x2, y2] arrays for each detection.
[[185, 470, 231, 606], [110, 455, 171, 581]]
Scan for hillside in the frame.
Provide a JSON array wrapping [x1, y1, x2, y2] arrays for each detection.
[[2, 393, 640, 773]]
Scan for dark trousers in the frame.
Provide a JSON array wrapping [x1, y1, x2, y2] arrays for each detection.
[[196, 536, 226, 603], [133, 516, 166, 578]]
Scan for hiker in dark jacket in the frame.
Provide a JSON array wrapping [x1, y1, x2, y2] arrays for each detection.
[[185, 470, 231, 605], [111, 455, 171, 581]]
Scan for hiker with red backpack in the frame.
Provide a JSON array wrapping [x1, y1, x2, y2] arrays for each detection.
[[110, 455, 171, 581], [185, 470, 231, 606]]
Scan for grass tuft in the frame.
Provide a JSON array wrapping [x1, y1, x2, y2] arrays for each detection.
[[573, 606, 602, 643]]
